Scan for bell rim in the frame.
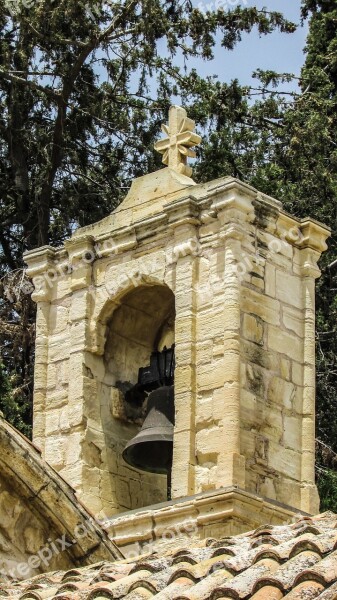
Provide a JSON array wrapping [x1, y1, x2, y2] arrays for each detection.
[[122, 436, 173, 474], [123, 429, 173, 452]]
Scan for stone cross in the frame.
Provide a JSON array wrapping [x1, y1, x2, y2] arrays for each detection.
[[154, 105, 201, 178]]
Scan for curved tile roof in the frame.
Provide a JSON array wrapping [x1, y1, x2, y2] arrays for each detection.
[[2, 513, 337, 599]]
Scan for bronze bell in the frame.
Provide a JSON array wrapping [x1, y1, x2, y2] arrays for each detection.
[[122, 386, 174, 474]]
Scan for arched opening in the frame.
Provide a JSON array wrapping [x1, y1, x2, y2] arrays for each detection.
[[105, 284, 175, 387], [97, 284, 175, 513]]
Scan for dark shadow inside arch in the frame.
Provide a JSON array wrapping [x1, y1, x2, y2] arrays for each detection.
[[105, 284, 175, 388], [99, 283, 176, 512]]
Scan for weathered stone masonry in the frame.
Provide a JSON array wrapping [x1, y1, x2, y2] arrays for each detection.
[[24, 169, 330, 525]]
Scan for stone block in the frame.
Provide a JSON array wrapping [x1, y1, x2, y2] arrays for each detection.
[[197, 359, 226, 391], [77, 492, 104, 516], [175, 342, 194, 366], [110, 388, 126, 420], [64, 432, 83, 465], [94, 258, 115, 287], [175, 393, 195, 430], [195, 464, 217, 493], [264, 406, 282, 441], [46, 389, 68, 409], [250, 273, 265, 291], [197, 307, 225, 339], [259, 477, 277, 500], [44, 436, 64, 469], [267, 377, 295, 410], [268, 326, 303, 362], [276, 270, 302, 309], [45, 409, 60, 436], [243, 314, 264, 345], [222, 306, 241, 332], [240, 430, 256, 459], [282, 305, 304, 338], [292, 362, 303, 386], [216, 452, 246, 488], [34, 363, 48, 390], [116, 479, 131, 509], [212, 388, 229, 423], [268, 444, 301, 480], [265, 263, 276, 298], [196, 426, 223, 456], [301, 484, 320, 515], [275, 478, 301, 509], [196, 341, 213, 365], [241, 289, 281, 326], [54, 276, 71, 301], [213, 340, 225, 358], [280, 358, 291, 381], [283, 415, 301, 450], [70, 266, 92, 292], [48, 334, 70, 363], [293, 386, 304, 415], [175, 288, 195, 313], [68, 403, 85, 428], [175, 316, 195, 343], [69, 291, 90, 322], [175, 365, 195, 393], [302, 385, 315, 416], [47, 360, 69, 391], [240, 390, 258, 428], [49, 304, 69, 334], [246, 364, 265, 397], [172, 430, 195, 497], [196, 394, 213, 428]]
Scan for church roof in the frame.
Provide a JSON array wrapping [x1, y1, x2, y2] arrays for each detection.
[[3, 512, 337, 599]]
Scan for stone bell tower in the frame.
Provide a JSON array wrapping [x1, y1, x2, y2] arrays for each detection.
[[25, 106, 330, 539]]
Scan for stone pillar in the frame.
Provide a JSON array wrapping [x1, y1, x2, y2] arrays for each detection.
[[64, 236, 96, 497], [167, 198, 200, 498], [212, 192, 253, 489], [25, 247, 56, 452], [33, 302, 50, 451], [298, 235, 323, 514], [216, 228, 246, 488]]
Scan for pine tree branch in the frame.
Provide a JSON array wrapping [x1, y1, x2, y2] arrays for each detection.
[[0, 69, 59, 99], [36, 0, 139, 244], [23, 20, 87, 48]]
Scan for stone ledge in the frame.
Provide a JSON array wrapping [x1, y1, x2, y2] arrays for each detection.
[[104, 486, 309, 556]]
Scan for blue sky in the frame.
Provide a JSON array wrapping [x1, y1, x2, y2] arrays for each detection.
[[189, 0, 308, 87]]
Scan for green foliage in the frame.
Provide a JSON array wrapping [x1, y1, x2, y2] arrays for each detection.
[[0, 360, 31, 437], [317, 468, 337, 513]]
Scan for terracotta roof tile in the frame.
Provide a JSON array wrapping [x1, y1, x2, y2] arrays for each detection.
[[283, 580, 325, 599], [251, 585, 284, 600], [3, 512, 337, 600]]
